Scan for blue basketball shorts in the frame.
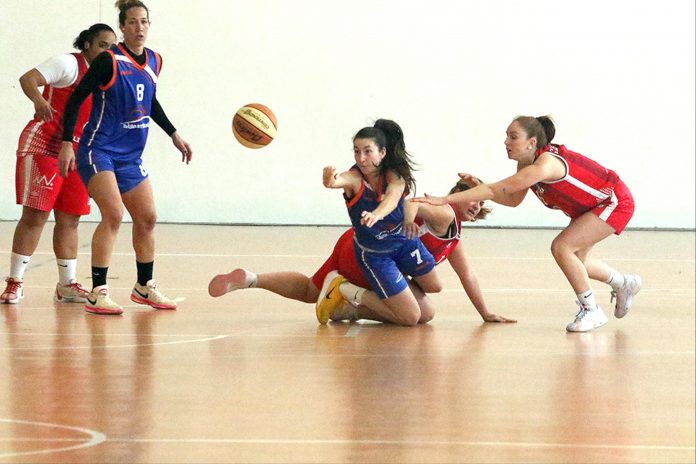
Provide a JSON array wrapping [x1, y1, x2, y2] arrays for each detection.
[[77, 146, 148, 194], [353, 238, 435, 300]]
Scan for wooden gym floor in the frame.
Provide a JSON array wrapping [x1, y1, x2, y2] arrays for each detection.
[[0, 221, 694, 463]]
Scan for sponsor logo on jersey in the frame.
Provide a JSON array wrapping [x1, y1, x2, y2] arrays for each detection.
[[122, 115, 151, 130]]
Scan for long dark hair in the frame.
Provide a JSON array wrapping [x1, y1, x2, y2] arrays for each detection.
[[115, 0, 149, 26], [72, 23, 115, 51], [513, 115, 556, 151], [353, 119, 417, 195]]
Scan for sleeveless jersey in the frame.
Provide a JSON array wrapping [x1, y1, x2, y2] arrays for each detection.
[[81, 44, 161, 158], [416, 205, 462, 264], [345, 165, 408, 252], [17, 53, 92, 157], [530, 144, 621, 219]]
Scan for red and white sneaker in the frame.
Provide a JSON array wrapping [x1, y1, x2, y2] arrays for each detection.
[[131, 280, 177, 310], [55, 280, 90, 303], [1, 278, 24, 304], [85, 285, 123, 315], [208, 268, 256, 297]]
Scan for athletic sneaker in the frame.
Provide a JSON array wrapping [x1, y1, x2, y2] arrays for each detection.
[[85, 285, 123, 315], [55, 280, 90, 303], [131, 280, 177, 310], [566, 303, 608, 332], [316, 271, 347, 324], [208, 268, 256, 297], [610, 274, 642, 319], [1, 277, 23, 304]]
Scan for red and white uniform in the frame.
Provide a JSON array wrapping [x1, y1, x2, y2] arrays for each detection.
[[416, 204, 462, 264], [15, 53, 92, 215], [531, 144, 634, 234]]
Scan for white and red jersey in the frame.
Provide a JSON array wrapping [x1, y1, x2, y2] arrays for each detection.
[[530, 144, 621, 219], [16, 53, 93, 158], [416, 204, 462, 264]]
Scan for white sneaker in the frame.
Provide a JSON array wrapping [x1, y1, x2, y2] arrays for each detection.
[[611, 274, 642, 318], [316, 271, 347, 324], [1, 277, 23, 304], [131, 280, 177, 310], [566, 303, 608, 332], [208, 268, 256, 297], [55, 280, 90, 303], [330, 301, 359, 322], [85, 285, 123, 315]]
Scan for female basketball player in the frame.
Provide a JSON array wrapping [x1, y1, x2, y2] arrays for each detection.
[[1, 24, 116, 305], [414, 115, 641, 332], [316, 119, 443, 326], [209, 179, 517, 324], [58, 0, 192, 315]]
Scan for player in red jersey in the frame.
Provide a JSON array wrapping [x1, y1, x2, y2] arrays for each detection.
[[413, 115, 641, 333], [1, 24, 116, 305], [208, 179, 516, 324]]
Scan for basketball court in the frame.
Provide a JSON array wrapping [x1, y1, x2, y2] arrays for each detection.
[[0, 221, 693, 463]]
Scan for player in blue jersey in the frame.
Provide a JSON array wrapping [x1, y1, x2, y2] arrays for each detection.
[[58, 0, 192, 315], [320, 119, 441, 326]]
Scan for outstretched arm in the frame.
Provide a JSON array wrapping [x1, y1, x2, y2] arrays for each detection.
[[360, 172, 405, 227], [446, 244, 517, 323], [413, 155, 563, 208]]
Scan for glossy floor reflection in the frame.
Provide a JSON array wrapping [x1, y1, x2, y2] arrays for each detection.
[[0, 223, 694, 463]]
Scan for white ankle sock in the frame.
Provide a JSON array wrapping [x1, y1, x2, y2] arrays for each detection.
[[10, 253, 31, 280], [577, 289, 597, 309], [57, 258, 77, 285], [339, 281, 366, 305], [246, 270, 258, 288], [605, 270, 625, 289]]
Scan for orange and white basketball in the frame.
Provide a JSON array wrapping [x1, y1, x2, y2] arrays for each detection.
[[232, 103, 278, 149]]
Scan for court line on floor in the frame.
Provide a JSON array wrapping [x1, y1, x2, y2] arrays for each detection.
[[0, 334, 229, 351], [0, 418, 105, 459], [1, 250, 693, 263], [93, 436, 696, 452]]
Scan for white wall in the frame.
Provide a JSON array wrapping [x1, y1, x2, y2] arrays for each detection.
[[1, 0, 694, 229]]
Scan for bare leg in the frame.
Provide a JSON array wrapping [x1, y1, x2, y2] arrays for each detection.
[[256, 272, 319, 303], [121, 179, 156, 263], [87, 172, 124, 267], [550, 213, 615, 294], [52, 210, 80, 259], [12, 206, 50, 256]]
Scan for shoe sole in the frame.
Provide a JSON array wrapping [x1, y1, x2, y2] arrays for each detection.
[[614, 277, 642, 319], [316, 276, 345, 324], [566, 317, 609, 332], [130, 293, 177, 310], [85, 305, 123, 315], [208, 269, 248, 297], [55, 295, 88, 303]]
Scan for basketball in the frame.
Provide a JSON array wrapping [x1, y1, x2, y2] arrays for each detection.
[[232, 103, 278, 149]]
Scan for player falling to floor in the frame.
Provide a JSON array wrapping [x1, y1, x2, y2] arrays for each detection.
[[1, 24, 116, 305], [58, 0, 192, 315], [414, 115, 641, 333], [208, 177, 517, 324]]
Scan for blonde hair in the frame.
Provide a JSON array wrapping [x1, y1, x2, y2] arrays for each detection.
[[448, 179, 492, 221]]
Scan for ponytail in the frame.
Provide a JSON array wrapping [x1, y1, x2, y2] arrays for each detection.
[[354, 119, 417, 195], [513, 115, 556, 150]]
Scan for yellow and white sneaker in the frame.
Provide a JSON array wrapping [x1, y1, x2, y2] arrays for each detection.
[[131, 280, 177, 310], [85, 285, 123, 315], [316, 271, 347, 324], [55, 280, 90, 303]]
